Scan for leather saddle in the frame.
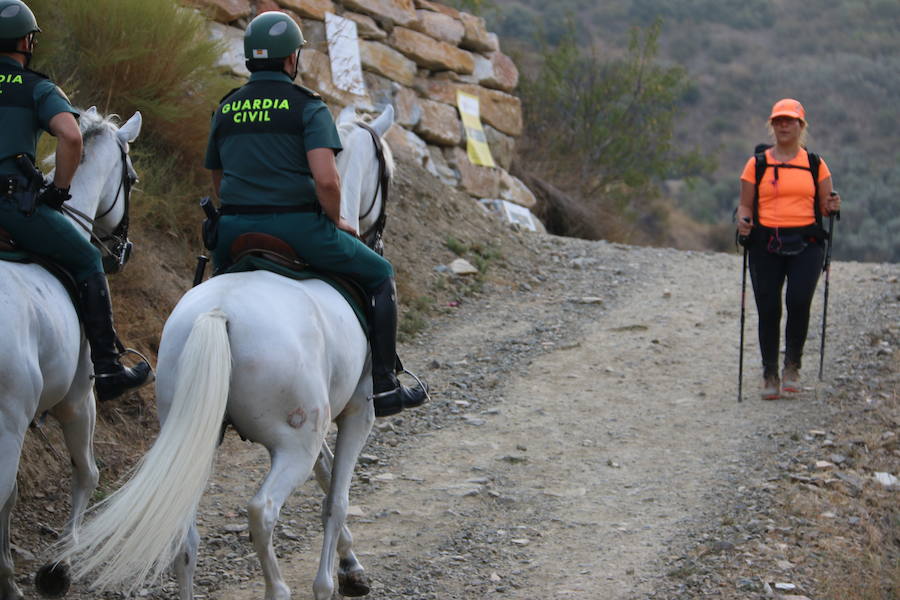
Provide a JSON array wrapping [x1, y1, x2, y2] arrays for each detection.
[[225, 232, 368, 318], [229, 233, 308, 270]]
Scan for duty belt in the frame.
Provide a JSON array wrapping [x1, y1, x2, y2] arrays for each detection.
[[219, 204, 317, 215]]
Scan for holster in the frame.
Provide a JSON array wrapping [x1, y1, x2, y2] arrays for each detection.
[[3, 155, 43, 216], [3, 175, 38, 216], [200, 196, 219, 250]]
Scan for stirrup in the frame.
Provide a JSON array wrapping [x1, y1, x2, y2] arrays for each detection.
[[368, 369, 429, 417], [368, 369, 430, 402], [91, 347, 154, 380]]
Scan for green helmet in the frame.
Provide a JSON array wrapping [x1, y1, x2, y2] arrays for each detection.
[[244, 12, 304, 61], [0, 0, 40, 40]]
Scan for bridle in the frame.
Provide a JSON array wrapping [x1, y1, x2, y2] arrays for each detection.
[[62, 141, 137, 274], [355, 121, 390, 256]]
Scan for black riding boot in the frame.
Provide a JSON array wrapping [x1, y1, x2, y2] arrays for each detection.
[[368, 278, 428, 417], [77, 272, 152, 402]]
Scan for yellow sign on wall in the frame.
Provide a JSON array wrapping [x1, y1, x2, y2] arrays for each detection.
[[456, 91, 495, 168]]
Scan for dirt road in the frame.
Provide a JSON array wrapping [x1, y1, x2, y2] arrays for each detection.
[[171, 237, 897, 599], [15, 235, 898, 599]]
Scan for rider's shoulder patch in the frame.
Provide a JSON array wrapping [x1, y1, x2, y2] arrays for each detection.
[[292, 84, 322, 100]]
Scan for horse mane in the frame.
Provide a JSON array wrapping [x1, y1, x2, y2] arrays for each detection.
[[41, 108, 120, 169], [79, 109, 120, 144]]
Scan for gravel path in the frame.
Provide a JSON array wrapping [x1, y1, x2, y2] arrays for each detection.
[[14, 235, 898, 600]]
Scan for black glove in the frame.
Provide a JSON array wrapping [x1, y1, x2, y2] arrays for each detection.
[[37, 183, 71, 210]]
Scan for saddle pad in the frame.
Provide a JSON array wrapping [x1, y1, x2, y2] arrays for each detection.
[[0, 249, 29, 261], [0, 250, 82, 314], [225, 254, 368, 335]]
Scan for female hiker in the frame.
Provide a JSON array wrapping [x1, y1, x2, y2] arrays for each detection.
[[736, 98, 841, 399]]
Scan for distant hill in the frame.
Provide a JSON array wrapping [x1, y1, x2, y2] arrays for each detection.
[[479, 0, 899, 262]]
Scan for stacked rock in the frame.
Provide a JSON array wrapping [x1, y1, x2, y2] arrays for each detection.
[[184, 0, 540, 223]]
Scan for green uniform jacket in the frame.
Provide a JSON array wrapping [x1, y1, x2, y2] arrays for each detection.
[[0, 56, 102, 282], [204, 71, 392, 289]]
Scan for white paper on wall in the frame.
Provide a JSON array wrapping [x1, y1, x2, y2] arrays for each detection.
[[480, 199, 540, 232], [325, 12, 367, 96]]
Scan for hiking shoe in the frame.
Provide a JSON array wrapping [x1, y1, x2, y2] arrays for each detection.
[[761, 374, 781, 400], [782, 364, 801, 393]]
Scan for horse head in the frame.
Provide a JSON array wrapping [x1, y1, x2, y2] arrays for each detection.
[[51, 107, 142, 273], [335, 105, 394, 252]]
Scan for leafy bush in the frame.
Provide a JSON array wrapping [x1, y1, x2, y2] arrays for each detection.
[[516, 21, 706, 241], [26, 0, 238, 239], [30, 0, 235, 163]]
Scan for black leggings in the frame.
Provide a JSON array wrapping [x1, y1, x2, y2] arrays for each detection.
[[748, 242, 824, 377]]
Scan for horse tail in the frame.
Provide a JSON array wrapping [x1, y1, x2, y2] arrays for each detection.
[[56, 309, 232, 594]]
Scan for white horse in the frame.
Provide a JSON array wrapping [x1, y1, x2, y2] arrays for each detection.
[[55, 106, 396, 600], [0, 107, 142, 600]]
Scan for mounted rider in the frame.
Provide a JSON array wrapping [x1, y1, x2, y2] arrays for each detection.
[[0, 0, 151, 401], [204, 11, 427, 417]]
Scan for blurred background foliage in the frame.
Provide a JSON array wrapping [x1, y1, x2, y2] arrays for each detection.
[[22, 0, 899, 261], [28, 0, 236, 236], [454, 0, 899, 261]]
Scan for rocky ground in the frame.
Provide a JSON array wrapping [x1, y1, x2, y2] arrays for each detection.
[[12, 228, 897, 600]]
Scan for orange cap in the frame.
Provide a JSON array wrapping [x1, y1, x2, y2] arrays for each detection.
[[769, 98, 805, 122]]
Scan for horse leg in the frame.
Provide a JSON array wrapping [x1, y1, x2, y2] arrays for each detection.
[[53, 385, 100, 537], [313, 398, 373, 600], [173, 523, 199, 600], [314, 446, 369, 597], [0, 428, 26, 600], [248, 436, 324, 600], [34, 377, 100, 598], [1, 481, 23, 600]]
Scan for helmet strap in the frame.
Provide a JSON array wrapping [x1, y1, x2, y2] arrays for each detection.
[[16, 34, 34, 67], [283, 48, 300, 81]]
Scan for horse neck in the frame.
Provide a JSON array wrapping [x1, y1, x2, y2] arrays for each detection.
[[64, 136, 120, 238], [338, 143, 380, 233]]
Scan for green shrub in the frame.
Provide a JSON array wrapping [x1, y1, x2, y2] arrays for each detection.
[[30, 0, 235, 163], [517, 21, 707, 241], [445, 236, 467, 256]]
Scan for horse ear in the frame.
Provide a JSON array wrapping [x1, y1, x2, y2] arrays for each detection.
[[117, 111, 142, 144], [337, 105, 356, 126], [370, 105, 394, 138]]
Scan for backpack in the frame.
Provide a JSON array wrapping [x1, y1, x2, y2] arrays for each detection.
[[752, 143, 822, 228]]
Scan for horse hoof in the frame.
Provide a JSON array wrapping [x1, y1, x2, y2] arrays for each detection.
[[34, 562, 70, 598], [337, 570, 370, 597]]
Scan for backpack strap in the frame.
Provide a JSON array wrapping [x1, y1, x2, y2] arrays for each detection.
[[752, 151, 767, 224], [807, 152, 821, 227], [753, 148, 823, 228]]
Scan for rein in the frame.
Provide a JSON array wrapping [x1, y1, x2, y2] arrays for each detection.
[[61, 143, 136, 272], [355, 121, 389, 255]]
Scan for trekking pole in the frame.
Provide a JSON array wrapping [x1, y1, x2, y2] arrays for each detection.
[[818, 197, 840, 381], [737, 219, 750, 402]]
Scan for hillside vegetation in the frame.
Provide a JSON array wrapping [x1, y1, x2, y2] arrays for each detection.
[[474, 0, 899, 262]]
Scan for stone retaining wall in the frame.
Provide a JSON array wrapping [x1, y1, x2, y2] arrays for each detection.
[[182, 0, 539, 216]]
